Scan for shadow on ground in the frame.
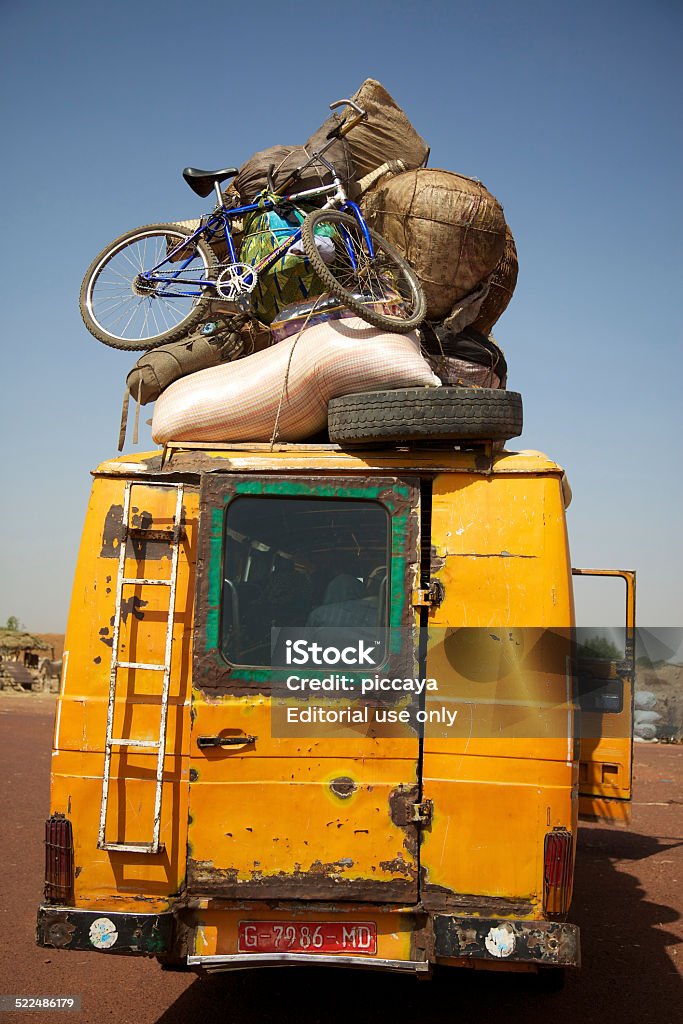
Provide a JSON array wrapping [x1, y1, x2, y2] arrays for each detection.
[[154, 827, 682, 1024]]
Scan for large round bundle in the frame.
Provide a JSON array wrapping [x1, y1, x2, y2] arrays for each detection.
[[362, 169, 507, 321], [470, 225, 519, 334]]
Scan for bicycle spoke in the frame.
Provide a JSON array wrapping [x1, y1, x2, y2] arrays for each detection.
[[86, 227, 213, 344], [160, 297, 190, 318], [153, 298, 169, 334], [141, 298, 153, 340], [119, 246, 142, 275], [300, 210, 424, 333], [95, 298, 133, 318]]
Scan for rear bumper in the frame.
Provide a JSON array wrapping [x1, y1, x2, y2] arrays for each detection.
[[37, 905, 579, 970], [36, 906, 173, 956], [434, 915, 580, 967], [188, 952, 430, 973]]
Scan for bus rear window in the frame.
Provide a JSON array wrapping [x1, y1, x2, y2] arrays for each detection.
[[220, 496, 390, 667]]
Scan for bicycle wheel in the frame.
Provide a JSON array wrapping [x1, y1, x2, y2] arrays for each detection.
[[300, 209, 426, 333], [80, 223, 218, 350]]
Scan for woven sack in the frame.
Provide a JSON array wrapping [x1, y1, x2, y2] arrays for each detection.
[[152, 316, 440, 444], [419, 324, 507, 389], [126, 315, 255, 405], [234, 138, 355, 204], [316, 79, 429, 179], [362, 168, 507, 321], [470, 225, 519, 334]]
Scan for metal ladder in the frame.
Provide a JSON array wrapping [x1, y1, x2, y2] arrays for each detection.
[[97, 480, 184, 854]]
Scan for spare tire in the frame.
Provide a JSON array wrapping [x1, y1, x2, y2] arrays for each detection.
[[327, 388, 523, 443]]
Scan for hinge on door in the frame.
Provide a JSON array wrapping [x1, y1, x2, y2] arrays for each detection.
[[412, 580, 445, 609], [410, 799, 433, 826]]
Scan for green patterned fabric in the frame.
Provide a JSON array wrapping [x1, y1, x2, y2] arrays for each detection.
[[240, 201, 332, 324]]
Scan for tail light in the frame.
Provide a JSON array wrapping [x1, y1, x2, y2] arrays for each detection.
[[543, 828, 574, 915], [44, 814, 74, 904]]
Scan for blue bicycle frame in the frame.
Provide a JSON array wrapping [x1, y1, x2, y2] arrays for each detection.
[[142, 180, 374, 299]]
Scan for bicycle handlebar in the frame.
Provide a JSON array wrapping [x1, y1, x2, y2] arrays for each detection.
[[327, 98, 367, 139], [329, 98, 364, 115], [264, 99, 368, 197]]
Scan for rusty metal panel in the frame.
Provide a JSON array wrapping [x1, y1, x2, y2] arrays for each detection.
[[433, 915, 580, 967], [188, 472, 423, 902]]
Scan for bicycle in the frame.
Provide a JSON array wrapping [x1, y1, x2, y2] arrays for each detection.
[[79, 99, 426, 351]]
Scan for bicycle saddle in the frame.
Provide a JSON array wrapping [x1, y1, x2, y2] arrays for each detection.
[[182, 166, 238, 198]]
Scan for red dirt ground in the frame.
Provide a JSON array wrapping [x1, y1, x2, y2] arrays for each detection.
[[0, 692, 680, 1024]]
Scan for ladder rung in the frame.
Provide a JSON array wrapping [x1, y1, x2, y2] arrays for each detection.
[[98, 480, 184, 855], [99, 841, 165, 854], [115, 661, 166, 671], [121, 576, 173, 586], [109, 738, 161, 748]]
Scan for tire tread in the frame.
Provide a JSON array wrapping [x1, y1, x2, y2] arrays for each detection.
[[327, 388, 523, 443]]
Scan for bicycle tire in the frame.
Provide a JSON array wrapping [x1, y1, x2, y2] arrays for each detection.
[[300, 209, 426, 333], [79, 223, 218, 350]]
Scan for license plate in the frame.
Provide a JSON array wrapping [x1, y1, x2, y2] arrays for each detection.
[[237, 920, 377, 954]]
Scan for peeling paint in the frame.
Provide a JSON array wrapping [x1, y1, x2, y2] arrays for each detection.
[[329, 777, 357, 799], [120, 595, 148, 623], [379, 855, 417, 879], [422, 886, 535, 916], [100, 504, 124, 558], [433, 915, 579, 967], [44, 915, 77, 948], [186, 857, 415, 901]]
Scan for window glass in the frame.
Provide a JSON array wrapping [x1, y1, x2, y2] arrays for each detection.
[[221, 497, 390, 666]]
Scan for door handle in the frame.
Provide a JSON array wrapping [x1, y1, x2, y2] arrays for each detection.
[[197, 734, 257, 749]]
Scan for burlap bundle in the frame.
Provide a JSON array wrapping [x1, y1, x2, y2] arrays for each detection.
[[234, 138, 355, 204], [317, 79, 430, 180], [126, 314, 258, 405], [362, 168, 507, 321], [470, 225, 519, 334], [234, 80, 427, 204]]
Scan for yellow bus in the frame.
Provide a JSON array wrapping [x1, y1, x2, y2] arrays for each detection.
[[37, 439, 634, 986]]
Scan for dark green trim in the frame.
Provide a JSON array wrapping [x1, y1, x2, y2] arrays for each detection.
[[195, 474, 419, 691]]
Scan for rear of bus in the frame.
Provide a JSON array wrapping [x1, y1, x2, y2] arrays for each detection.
[[37, 444, 633, 979]]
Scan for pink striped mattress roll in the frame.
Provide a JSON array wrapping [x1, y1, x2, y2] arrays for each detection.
[[152, 316, 440, 443]]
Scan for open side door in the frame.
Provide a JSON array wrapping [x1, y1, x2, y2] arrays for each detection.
[[572, 569, 636, 826]]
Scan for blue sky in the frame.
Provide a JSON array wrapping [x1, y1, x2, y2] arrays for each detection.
[[0, 0, 681, 631]]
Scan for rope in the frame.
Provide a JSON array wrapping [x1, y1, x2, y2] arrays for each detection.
[[269, 293, 328, 450]]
